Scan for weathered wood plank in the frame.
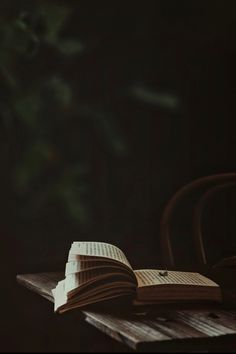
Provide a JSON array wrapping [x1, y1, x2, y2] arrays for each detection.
[[16, 272, 236, 351], [17, 272, 63, 302], [141, 316, 207, 339], [176, 310, 236, 336], [85, 311, 170, 350], [209, 310, 236, 331]]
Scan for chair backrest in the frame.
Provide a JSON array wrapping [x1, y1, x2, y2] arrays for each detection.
[[160, 173, 236, 267]]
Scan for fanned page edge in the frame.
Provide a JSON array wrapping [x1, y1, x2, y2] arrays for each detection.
[[69, 241, 133, 269], [65, 260, 135, 276], [52, 241, 137, 313], [64, 268, 137, 293]]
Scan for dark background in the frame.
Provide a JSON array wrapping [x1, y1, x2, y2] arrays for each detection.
[[0, 0, 236, 351]]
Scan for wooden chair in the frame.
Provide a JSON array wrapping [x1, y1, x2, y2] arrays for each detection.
[[160, 172, 236, 267]]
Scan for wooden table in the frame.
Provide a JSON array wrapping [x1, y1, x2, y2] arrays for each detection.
[[17, 271, 236, 352]]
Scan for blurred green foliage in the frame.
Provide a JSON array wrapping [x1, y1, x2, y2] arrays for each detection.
[[0, 0, 235, 273], [2, 0, 234, 265], [0, 0, 127, 229]]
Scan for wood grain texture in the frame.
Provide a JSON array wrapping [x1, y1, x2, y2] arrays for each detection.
[[17, 272, 64, 302], [17, 272, 236, 351]]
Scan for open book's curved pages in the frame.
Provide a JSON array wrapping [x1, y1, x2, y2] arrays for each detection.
[[52, 241, 222, 314]]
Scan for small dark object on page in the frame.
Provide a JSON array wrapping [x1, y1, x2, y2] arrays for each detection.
[[159, 270, 168, 276]]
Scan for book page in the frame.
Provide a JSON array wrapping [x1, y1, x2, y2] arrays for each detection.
[[69, 241, 132, 269], [65, 267, 135, 293], [68, 254, 107, 262], [134, 269, 219, 288], [65, 260, 127, 275], [65, 261, 120, 275]]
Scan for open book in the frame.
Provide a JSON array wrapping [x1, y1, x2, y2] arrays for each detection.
[[52, 241, 222, 313]]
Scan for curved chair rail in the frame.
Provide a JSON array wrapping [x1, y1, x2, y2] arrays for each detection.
[[160, 173, 236, 266], [193, 181, 236, 265]]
